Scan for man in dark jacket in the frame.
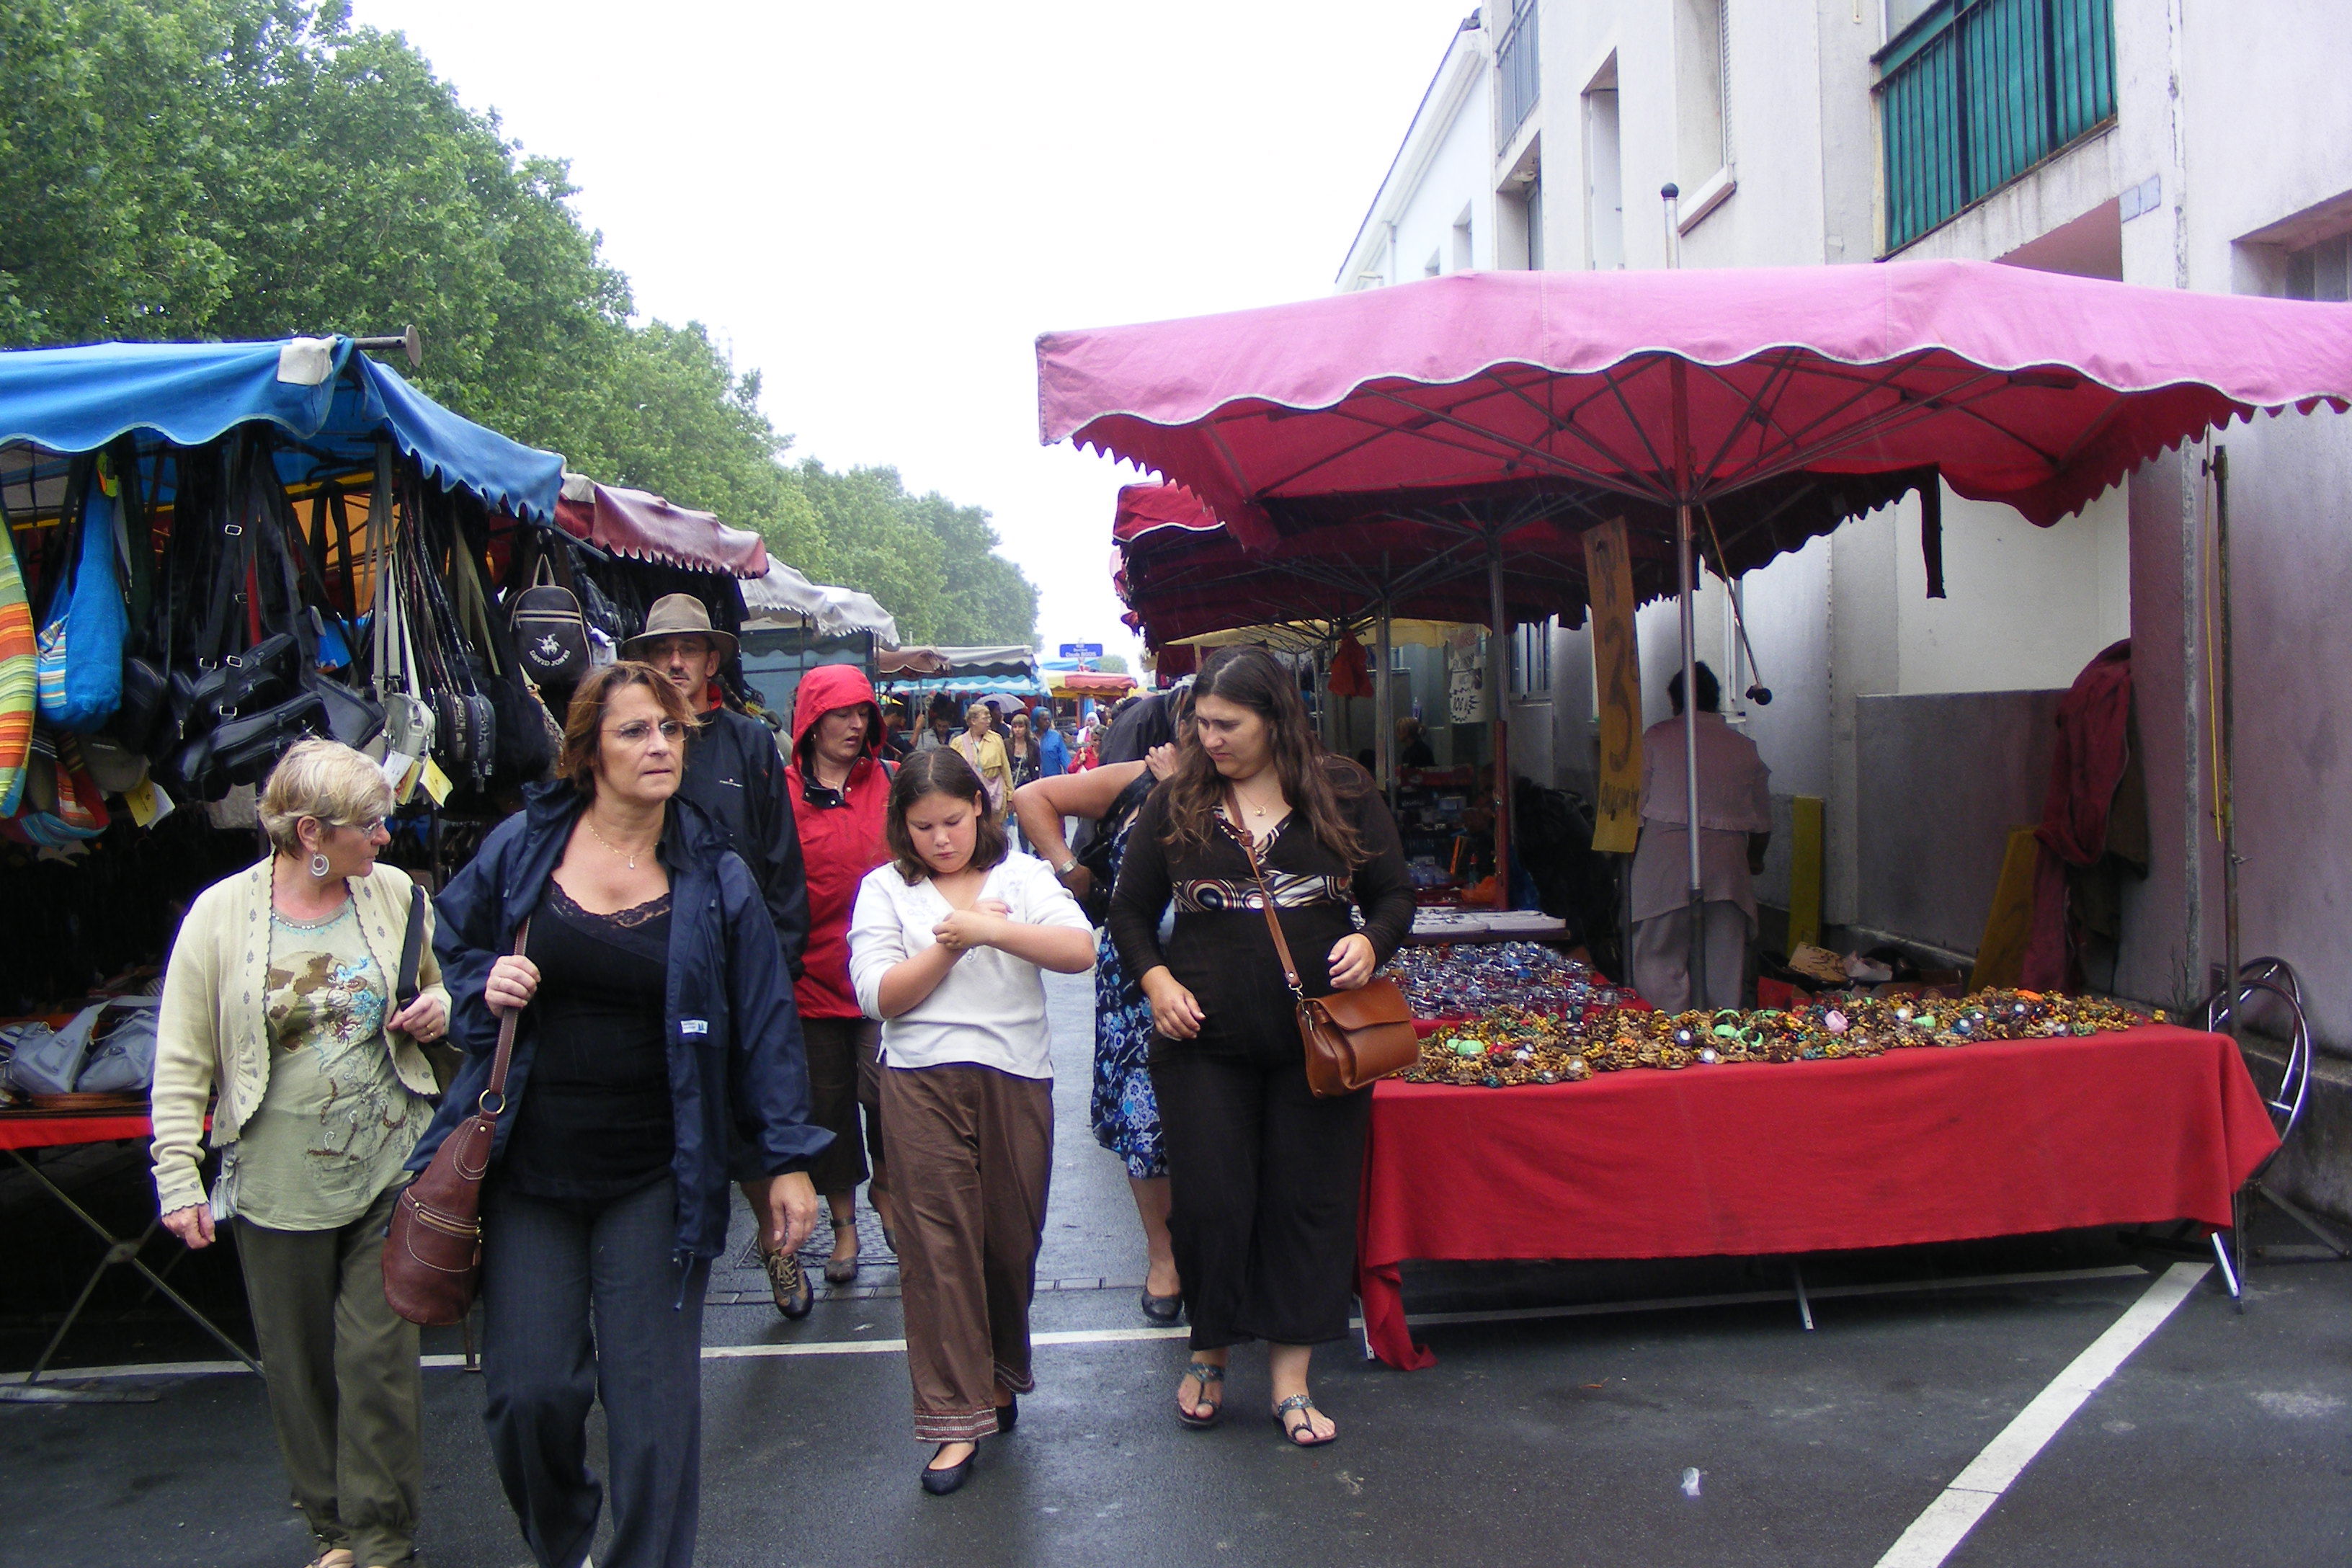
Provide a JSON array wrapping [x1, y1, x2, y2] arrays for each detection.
[[625, 593, 819, 1313], [624, 596, 809, 976]]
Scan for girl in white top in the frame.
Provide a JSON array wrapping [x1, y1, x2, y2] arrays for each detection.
[[847, 749, 1094, 1495]]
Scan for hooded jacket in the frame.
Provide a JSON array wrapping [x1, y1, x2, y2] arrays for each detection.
[[781, 664, 892, 1020], [414, 781, 829, 1263]]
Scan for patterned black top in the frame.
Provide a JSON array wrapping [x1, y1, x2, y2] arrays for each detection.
[[1108, 759, 1415, 1069]]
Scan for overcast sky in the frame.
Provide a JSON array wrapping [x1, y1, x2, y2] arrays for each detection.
[[348, 0, 1475, 659]]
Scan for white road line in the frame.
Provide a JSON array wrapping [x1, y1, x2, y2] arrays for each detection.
[[1872, 1261, 2211, 1568]]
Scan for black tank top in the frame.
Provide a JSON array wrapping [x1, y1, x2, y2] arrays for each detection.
[[501, 881, 674, 1200]]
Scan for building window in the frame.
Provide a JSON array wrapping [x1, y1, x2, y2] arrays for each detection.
[[1497, 0, 1540, 141], [2286, 232, 2352, 302], [1513, 621, 1553, 697], [1876, 0, 2118, 251], [1676, 0, 1730, 191]]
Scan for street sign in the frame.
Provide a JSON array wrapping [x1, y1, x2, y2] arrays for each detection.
[[1059, 643, 1104, 659]]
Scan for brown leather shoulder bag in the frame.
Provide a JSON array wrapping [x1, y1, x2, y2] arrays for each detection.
[[381, 919, 528, 1327], [1232, 819, 1417, 1097]]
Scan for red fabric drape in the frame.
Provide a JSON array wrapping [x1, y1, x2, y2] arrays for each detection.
[[1357, 1023, 2276, 1369], [2023, 640, 2134, 989]]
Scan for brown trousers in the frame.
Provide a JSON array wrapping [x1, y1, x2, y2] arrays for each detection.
[[879, 1061, 1053, 1443]]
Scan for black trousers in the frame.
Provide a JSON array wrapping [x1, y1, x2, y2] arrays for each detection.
[[1150, 1051, 1373, 1350], [478, 1176, 709, 1568]]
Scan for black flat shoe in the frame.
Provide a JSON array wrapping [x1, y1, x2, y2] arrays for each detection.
[[996, 1394, 1018, 1433], [1140, 1289, 1183, 1324], [921, 1446, 975, 1495]]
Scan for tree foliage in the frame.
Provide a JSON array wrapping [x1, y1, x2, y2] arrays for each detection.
[[0, 0, 1033, 646]]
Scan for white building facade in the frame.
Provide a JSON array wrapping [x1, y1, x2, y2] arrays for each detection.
[[1338, 0, 2352, 1198]]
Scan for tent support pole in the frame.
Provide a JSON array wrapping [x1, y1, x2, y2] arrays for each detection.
[[1489, 538, 1512, 908], [1376, 584, 1395, 806], [2215, 446, 2238, 1035], [1672, 358, 1706, 1007]]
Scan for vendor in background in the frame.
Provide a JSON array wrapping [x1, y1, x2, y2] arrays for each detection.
[[1396, 715, 1435, 768], [952, 700, 1015, 821], [917, 700, 956, 752], [782, 662, 899, 1288], [625, 593, 817, 1316], [1628, 662, 1772, 1014], [153, 739, 450, 1568]]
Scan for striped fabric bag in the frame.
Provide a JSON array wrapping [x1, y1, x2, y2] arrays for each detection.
[[0, 510, 35, 816]]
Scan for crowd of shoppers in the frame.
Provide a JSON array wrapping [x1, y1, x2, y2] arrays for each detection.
[[153, 641, 1408, 1561]]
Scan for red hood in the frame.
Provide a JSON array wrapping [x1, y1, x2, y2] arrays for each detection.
[[790, 663, 885, 765]]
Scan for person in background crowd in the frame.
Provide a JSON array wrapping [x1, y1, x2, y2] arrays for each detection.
[[1396, 715, 1436, 768], [917, 700, 956, 752], [783, 662, 898, 1286], [952, 700, 1015, 822], [1038, 709, 1070, 777], [1628, 661, 1772, 1014], [424, 662, 826, 1568], [1013, 701, 1188, 1326], [153, 739, 450, 1568], [1108, 646, 1415, 1448], [879, 700, 913, 765], [1004, 710, 1042, 849], [623, 593, 818, 1317], [848, 750, 1095, 1494]]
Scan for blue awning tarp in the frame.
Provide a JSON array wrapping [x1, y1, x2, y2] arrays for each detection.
[[881, 674, 1049, 700], [0, 337, 564, 522]]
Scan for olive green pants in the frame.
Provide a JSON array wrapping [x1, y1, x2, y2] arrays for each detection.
[[236, 1183, 422, 1567]]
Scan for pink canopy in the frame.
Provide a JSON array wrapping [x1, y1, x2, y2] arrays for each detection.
[[1041, 260, 2352, 548], [558, 478, 770, 579]]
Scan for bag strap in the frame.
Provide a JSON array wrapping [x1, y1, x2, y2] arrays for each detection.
[[484, 919, 532, 1103], [395, 889, 427, 1008], [1229, 800, 1306, 1001]]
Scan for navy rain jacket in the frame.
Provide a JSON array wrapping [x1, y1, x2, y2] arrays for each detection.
[[411, 780, 832, 1263]]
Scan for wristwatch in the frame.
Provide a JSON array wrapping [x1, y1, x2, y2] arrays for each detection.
[[1054, 856, 1080, 877]]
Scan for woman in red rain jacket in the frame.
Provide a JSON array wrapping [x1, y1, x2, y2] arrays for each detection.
[[783, 662, 897, 1283]]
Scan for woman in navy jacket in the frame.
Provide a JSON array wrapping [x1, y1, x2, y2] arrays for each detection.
[[419, 662, 829, 1568]]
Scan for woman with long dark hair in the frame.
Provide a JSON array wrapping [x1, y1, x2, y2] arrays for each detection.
[[1106, 646, 1414, 1446]]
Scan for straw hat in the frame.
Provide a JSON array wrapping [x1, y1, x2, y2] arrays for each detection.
[[620, 593, 737, 662]]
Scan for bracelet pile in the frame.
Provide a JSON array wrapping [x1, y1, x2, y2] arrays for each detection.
[[1381, 940, 1626, 1018], [1407, 990, 2165, 1087]]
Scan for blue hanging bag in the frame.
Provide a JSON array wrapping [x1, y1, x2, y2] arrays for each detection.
[[32, 455, 128, 733]]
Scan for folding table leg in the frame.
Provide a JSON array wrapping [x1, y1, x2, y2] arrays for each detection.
[[1791, 1261, 1815, 1332], [2253, 1182, 2352, 1257], [2209, 1230, 2245, 1312], [1, 1148, 262, 1387]]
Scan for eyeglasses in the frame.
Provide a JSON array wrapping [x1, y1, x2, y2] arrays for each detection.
[[607, 720, 687, 746]]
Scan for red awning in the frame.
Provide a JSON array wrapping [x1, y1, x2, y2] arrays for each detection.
[[557, 476, 769, 578]]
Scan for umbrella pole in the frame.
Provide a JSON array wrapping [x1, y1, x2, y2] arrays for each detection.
[[1489, 540, 1513, 909], [1678, 500, 1706, 1007]]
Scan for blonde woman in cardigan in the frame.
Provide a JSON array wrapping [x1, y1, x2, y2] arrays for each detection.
[[151, 739, 449, 1568]]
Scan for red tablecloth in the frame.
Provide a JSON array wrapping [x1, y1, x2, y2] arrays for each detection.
[[0, 1110, 153, 1151], [1357, 1025, 2278, 1369]]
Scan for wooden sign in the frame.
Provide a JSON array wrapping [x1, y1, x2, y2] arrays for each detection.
[[1583, 519, 1643, 853]]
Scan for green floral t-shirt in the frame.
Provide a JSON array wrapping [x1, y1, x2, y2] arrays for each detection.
[[228, 900, 431, 1231]]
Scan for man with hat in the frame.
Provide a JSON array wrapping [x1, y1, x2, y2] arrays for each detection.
[[624, 593, 819, 1316]]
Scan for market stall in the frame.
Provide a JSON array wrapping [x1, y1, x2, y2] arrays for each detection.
[[738, 560, 903, 721], [1358, 1010, 2277, 1368]]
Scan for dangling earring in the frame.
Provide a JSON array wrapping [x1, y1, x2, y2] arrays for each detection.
[[309, 852, 331, 880]]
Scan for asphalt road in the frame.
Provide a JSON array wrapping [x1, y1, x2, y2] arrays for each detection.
[[5, 971, 2348, 1568]]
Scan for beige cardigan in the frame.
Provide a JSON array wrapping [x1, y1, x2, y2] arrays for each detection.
[[150, 860, 449, 1217]]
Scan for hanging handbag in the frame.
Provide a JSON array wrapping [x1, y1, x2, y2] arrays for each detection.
[[33, 455, 128, 734], [382, 919, 530, 1327], [1231, 812, 1418, 1098], [368, 445, 435, 765], [508, 556, 591, 686], [0, 486, 36, 816]]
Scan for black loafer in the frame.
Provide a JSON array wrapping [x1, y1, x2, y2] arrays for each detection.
[[921, 1448, 974, 1495], [996, 1394, 1018, 1433], [1141, 1290, 1184, 1324]]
